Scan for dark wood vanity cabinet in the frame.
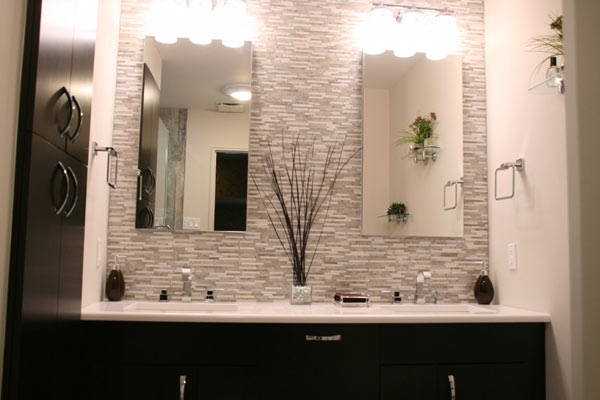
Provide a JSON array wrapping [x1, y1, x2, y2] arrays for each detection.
[[2, 0, 95, 399], [79, 322, 544, 400]]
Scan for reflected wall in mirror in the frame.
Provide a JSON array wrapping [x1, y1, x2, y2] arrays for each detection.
[[136, 37, 251, 232], [362, 52, 464, 237]]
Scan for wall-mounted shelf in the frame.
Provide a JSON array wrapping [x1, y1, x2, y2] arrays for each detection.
[[528, 70, 564, 94], [402, 145, 440, 164], [379, 213, 410, 224]]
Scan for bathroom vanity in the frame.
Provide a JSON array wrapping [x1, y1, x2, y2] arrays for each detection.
[[79, 302, 548, 400]]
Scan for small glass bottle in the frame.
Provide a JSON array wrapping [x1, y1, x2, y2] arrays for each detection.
[[546, 56, 560, 87]]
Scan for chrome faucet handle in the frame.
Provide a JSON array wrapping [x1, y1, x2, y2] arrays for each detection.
[[181, 267, 192, 281], [181, 268, 192, 302]]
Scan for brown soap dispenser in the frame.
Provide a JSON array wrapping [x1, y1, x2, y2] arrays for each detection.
[[474, 261, 494, 305], [106, 255, 125, 301]]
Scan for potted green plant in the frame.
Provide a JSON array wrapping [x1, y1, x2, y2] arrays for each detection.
[[395, 112, 437, 149], [530, 15, 563, 68], [387, 202, 407, 215]]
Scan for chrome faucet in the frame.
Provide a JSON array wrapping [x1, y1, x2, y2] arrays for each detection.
[[414, 270, 437, 304], [181, 267, 192, 302]]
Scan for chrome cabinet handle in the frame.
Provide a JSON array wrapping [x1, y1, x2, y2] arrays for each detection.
[[68, 95, 83, 142], [64, 166, 79, 217], [55, 162, 70, 215], [179, 375, 186, 400], [305, 334, 342, 341], [57, 87, 74, 137], [448, 374, 456, 400]]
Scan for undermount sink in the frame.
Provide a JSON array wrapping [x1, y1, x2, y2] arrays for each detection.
[[375, 303, 497, 314], [126, 302, 238, 312]]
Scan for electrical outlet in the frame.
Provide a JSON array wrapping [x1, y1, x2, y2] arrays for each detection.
[[507, 243, 517, 270]]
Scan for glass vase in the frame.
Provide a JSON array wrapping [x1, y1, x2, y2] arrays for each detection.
[[291, 285, 312, 305]]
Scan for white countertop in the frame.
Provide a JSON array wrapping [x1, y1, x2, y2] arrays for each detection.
[[81, 301, 551, 324]]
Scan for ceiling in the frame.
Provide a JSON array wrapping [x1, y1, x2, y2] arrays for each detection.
[[364, 51, 423, 89], [153, 38, 252, 110]]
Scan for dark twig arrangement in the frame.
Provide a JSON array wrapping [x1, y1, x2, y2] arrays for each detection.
[[252, 132, 361, 286]]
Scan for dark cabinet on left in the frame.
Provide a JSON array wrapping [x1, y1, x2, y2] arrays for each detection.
[[2, 1, 96, 399]]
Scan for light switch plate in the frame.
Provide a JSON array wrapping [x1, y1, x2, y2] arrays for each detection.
[[507, 242, 517, 270]]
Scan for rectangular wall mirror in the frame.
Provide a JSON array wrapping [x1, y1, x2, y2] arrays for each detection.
[[362, 52, 464, 237], [136, 37, 252, 232]]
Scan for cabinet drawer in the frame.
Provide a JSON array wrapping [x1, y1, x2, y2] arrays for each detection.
[[259, 324, 378, 365], [380, 324, 545, 364]]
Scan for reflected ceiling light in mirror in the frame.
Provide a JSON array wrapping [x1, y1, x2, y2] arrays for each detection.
[[223, 83, 252, 101], [363, 7, 395, 55], [220, 0, 248, 48], [188, 0, 213, 45]]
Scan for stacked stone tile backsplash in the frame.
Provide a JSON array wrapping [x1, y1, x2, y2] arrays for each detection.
[[107, 0, 488, 303]]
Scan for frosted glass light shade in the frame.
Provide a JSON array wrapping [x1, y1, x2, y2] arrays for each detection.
[[188, 0, 213, 45], [221, 0, 248, 48], [154, 0, 178, 44], [363, 7, 395, 55]]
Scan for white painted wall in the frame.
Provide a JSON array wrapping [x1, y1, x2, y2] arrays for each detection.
[[362, 88, 390, 235], [183, 108, 249, 231], [563, 0, 600, 398], [81, 0, 122, 307], [0, 0, 26, 386], [485, 0, 571, 398], [143, 36, 162, 89]]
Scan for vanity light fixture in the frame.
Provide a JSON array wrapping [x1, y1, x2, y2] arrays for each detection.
[[363, 4, 457, 61], [222, 83, 251, 101], [151, 0, 248, 47]]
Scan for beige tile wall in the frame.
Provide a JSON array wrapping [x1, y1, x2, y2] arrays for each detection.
[[108, 0, 488, 303]]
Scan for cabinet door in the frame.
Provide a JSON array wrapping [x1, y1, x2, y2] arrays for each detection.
[[90, 365, 196, 400], [57, 156, 87, 320], [381, 365, 437, 400], [14, 134, 67, 399], [66, 0, 97, 164], [196, 366, 258, 400], [32, 0, 75, 149], [436, 363, 531, 400]]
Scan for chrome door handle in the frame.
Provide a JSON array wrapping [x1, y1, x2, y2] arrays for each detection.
[[64, 166, 79, 217], [137, 170, 143, 200], [55, 162, 70, 215], [57, 86, 74, 137], [68, 95, 83, 142], [448, 374, 456, 400], [305, 334, 342, 341], [179, 375, 186, 400]]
